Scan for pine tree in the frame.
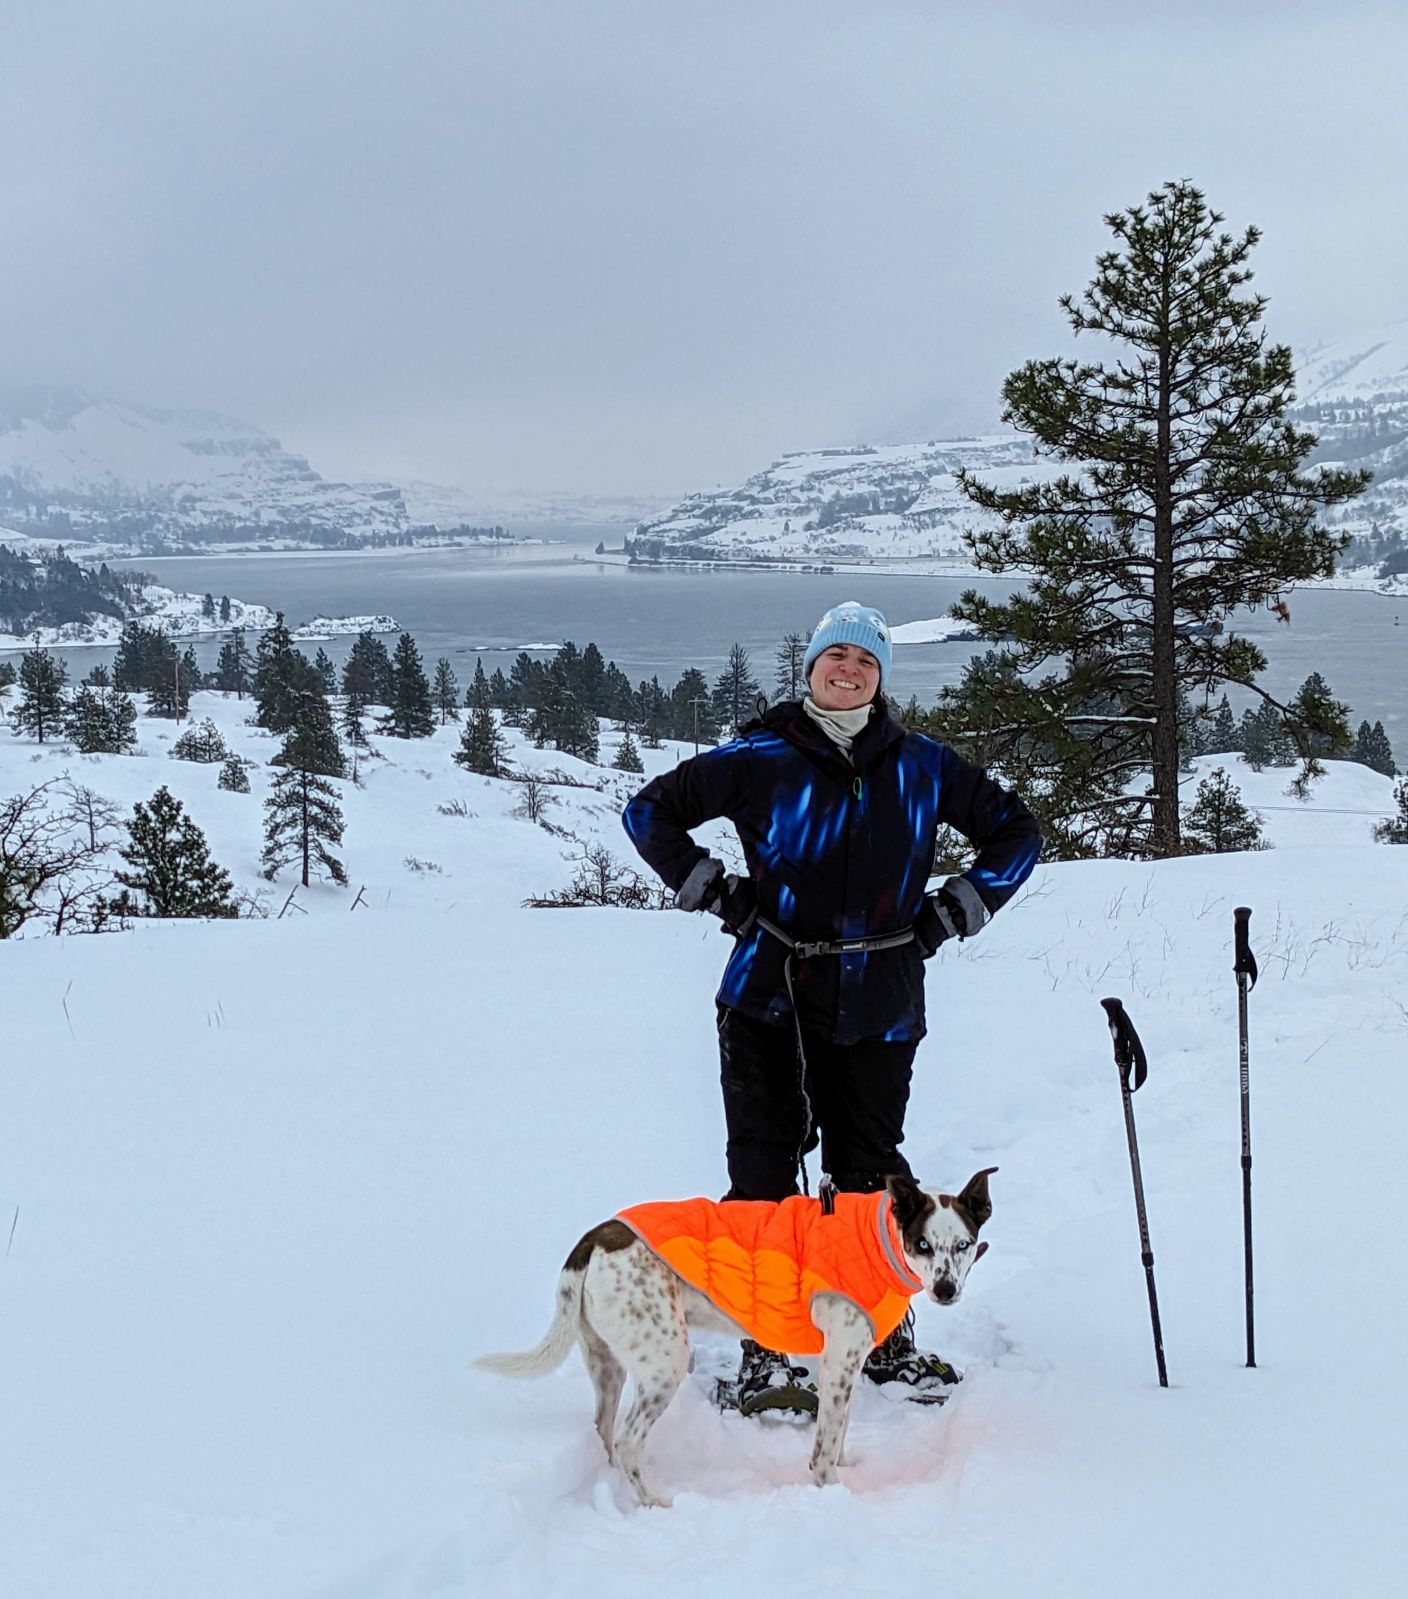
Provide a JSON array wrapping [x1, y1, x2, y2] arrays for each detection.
[[170, 717, 231, 764], [454, 681, 509, 777], [83, 662, 111, 688], [342, 631, 394, 708], [217, 754, 251, 793], [1288, 673, 1351, 760], [670, 667, 717, 748], [1375, 780, 1408, 845], [219, 594, 232, 624], [579, 642, 607, 715], [1353, 719, 1397, 777], [503, 652, 543, 729], [273, 682, 346, 779], [613, 730, 645, 773], [314, 647, 338, 695], [713, 644, 762, 735], [253, 614, 313, 733], [64, 685, 137, 754], [947, 181, 1369, 858], [202, 592, 216, 620], [1206, 695, 1240, 755], [775, 632, 807, 702], [11, 646, 68, 742], [433, 658, 460, 724], [110, 786, 239, 918], [528, 658, 598, 760], [1238, 703, 1295, 771], [215, 631, 253, 698], [144, 635, 192, 721], [380, 633, 436, 738], [637, 677, 667, 748], [262, 762, 348, 887], [1181, 767, 1267, 854]]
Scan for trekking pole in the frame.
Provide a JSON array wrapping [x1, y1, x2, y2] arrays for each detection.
[[1234, 906, 1259, 1369], [1100, 997, 1168, 1388]]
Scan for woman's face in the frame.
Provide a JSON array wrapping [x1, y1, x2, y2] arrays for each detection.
[[808, 643, 881, 712]]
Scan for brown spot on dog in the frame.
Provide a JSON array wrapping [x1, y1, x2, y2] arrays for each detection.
[[885, 1173, 937, 1255], [564, 1219, 637, 1272]]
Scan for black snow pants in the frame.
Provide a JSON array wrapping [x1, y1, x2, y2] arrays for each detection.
[[716, 1003, 918, 1202]]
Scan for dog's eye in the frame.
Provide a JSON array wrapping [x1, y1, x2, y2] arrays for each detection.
[[956, 1240, 972, 1253], [915, 1239, 932, 1255]]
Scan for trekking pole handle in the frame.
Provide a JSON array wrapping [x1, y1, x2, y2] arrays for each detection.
[[1101, 996, 1148, 1092], [1234, 906, 1257, 987]]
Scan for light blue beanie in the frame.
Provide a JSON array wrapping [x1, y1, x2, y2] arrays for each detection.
[[802, 601, 892, 692]]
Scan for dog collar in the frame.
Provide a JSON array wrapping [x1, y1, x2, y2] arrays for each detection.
[[873, 1192, 924, 1294]]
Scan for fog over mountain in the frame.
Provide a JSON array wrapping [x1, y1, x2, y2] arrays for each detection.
[[3, 3, 1405, 497]]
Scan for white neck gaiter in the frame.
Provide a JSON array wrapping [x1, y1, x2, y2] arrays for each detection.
[[803, 696, 875, 756]]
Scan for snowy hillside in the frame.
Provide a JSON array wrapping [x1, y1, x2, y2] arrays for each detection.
[[1293, 320, 1408, 593], [0, 385, 667, 552], [2, 695, 1406, 1597], [626, 321, 1408, 594], [628, 436, 1047, 571], [0, 386, 409, 545]]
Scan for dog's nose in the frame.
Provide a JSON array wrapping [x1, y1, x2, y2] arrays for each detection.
[[933, 1280, 957, 1304]]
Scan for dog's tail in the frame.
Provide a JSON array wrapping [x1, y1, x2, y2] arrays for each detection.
[[473, 1263, 585, 1379]]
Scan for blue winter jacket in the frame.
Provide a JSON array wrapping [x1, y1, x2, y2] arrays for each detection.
[[622, 700, 1042, 1044]]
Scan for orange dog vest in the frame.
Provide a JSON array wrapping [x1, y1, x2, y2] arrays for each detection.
[[617, 1190, 923, 1355]]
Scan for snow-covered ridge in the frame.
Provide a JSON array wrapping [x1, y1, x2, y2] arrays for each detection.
[[0, 385, 664, 549], [628, 435, 1048, 571], [627, 321, 1408, 594]]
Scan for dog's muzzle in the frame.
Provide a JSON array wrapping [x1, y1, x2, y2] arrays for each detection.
[[932, 1279, 958, 1305]]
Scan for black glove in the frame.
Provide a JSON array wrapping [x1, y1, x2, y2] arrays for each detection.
[[713, 873, 759, 937], [914, 890, 964, 958], [914, 877, 991, 958]]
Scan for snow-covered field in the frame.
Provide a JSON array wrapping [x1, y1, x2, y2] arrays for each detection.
[[2, 700, 1406, 1597]]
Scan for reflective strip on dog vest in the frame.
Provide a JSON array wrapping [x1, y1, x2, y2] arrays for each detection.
[[617, 1190, 922, 1356]]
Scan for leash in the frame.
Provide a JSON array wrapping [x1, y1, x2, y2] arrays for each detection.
[[754, 914, 916, 1198]]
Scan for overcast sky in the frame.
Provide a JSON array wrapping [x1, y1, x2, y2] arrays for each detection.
[[4, 1, 1406, 499]]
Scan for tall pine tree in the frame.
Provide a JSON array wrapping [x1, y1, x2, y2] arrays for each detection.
[[12, 647, 68, 742], [1353, 719, 1397, 777], [263, 690, 348, 886], [380, 633, 436, 738], [948, 181, 1369, 857], [454, 671, 510, 777], [433, 658, 460, 724], [214, 630, 253, 697], [712, 644, 761, 736]]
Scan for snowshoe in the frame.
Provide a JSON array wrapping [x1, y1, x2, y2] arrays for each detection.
[[715, 1339, 818, 1419], [863, 1311, 962, 1405]]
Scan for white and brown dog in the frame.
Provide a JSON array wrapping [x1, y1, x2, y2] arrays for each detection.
[[475, 1169, 994, 1507]]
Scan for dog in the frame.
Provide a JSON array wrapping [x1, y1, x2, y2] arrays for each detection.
[[475, 1168, 995, 1506]]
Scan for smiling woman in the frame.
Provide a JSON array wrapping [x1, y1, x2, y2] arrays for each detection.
[[621, 596, 1043, 1414]]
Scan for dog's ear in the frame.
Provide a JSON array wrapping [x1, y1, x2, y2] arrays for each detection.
[[885, 1172, 929, 1234], [952, 1166, 997, 1233]]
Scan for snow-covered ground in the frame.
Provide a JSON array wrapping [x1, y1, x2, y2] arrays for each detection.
[[291, 614, 399, 641], [891, 615, 982, 643], [0, 583, 276, 652], [2, 701, 1406, 1597]]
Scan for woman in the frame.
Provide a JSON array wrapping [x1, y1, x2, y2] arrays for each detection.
[[623, 602, 1041, 1412]]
